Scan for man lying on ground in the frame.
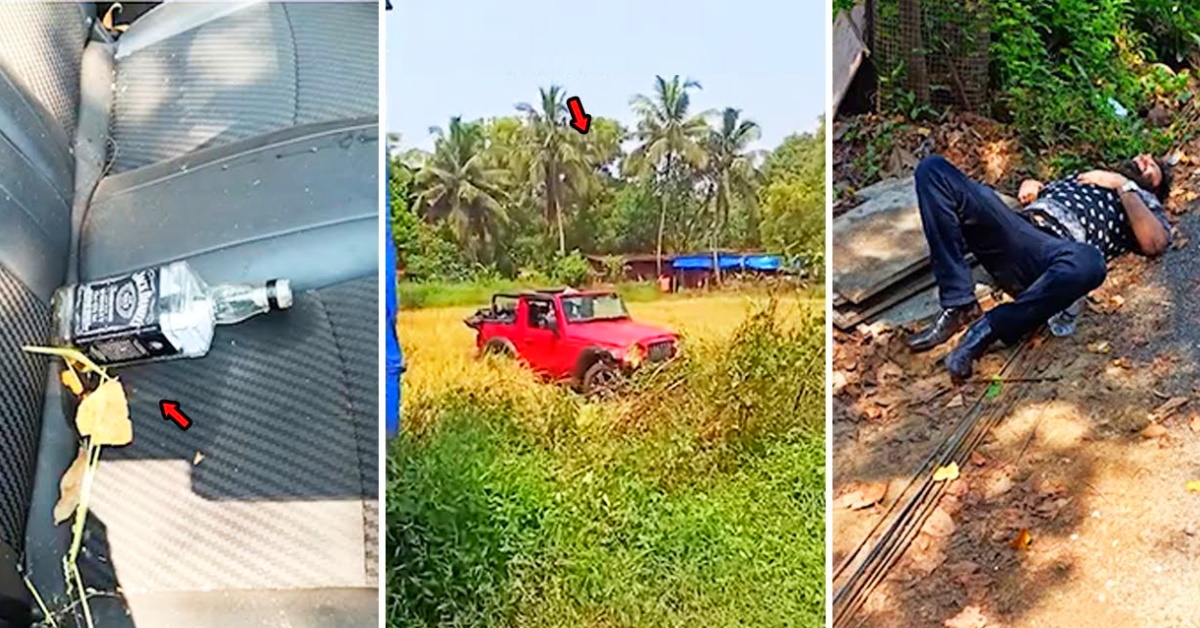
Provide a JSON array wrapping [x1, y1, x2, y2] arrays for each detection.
[[907, 154, 1173, 382]]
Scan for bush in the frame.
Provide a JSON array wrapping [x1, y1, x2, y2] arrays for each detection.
[[985, 0, 1195, 165], [548, 250, 591, 286], [387, 302, 827, 626], [866, 0, 1198, 169], [386, 407, 551, 627], [1131, 0, 1200, 66]]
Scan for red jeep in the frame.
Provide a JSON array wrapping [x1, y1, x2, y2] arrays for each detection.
[[465, 289, 679, 394]]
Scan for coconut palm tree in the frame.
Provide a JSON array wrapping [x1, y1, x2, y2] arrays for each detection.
[[516, 85, 589, 255], [413, 117, 508, 263], [627, 75, 712, 274], [705, 107, 762, 242]]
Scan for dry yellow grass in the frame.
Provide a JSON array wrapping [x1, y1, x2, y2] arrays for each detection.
[[397, 294, 820, 432], [389, 292, 829, 626]]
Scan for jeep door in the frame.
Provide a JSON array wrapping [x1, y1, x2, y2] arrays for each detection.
[[517, 297, 567, 378]]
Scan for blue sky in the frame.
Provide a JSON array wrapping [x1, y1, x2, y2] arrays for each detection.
[[386, 0, 826, 153]]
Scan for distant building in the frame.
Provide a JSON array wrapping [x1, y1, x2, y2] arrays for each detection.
[[586, 252, 793, 290]]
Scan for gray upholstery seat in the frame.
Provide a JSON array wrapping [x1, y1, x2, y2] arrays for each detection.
[[108, 2, 377, 173], [0, 0, 91, 565], [0, 2, 378, 626]]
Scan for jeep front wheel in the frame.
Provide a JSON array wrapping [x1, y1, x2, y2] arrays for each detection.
[[581, 360, 623, 397]]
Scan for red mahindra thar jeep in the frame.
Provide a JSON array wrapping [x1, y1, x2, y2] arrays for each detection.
[[465, 289, 679, 394]]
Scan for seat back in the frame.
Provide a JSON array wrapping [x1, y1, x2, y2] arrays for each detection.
[[109, 1, 377, 172], [0, 2, 90, 552]]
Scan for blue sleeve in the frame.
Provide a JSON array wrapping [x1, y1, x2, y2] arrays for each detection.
[[385, 189, 402, 437]]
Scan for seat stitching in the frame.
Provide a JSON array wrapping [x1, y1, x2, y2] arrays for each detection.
[[280, 3, 301, 127]]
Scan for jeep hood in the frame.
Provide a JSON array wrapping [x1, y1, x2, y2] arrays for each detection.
[[567, 319, 677, 347]]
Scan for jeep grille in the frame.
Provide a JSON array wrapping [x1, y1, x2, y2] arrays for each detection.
[[646, 340, 675, 362]]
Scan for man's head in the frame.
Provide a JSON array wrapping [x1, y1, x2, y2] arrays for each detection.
[[1118, 154, 1174, 203]]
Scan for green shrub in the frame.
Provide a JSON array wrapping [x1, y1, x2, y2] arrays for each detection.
[[987, 0, 1200, 167], [387, 305, 827, 627], [386, 406, 551, 627], [1130, 0, 1200, 66], [548, 250, 591, 287], [867, 0, 1198, 169]]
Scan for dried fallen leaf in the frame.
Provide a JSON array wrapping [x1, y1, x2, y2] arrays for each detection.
[[1110, 295, 1126, 310], [934, 462, 961, 482], [877, 361, 904, 383], [1187, 480, 1200, 493], [923, 506, 956, 537], [1087, 341, 1112, 354], [944, 605, 990, 628], [832, 370, 849, 395], [1141, 423, 1168, 439], [851, 482, 887, 510], [53, 448, 88, 524], [1011, 527, 1033, 550], [60, 369, 84, 396], [101, 2, 121, 30], [1190, 412, 1200, 433], [1152, 396, 1189, 420], [192, 451, 205, 466], [76, 378, 132, 446], [946, 478, 970, 497], [947, 394, 965, 409]]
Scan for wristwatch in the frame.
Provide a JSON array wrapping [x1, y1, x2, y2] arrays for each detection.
[[1120, 179, 1140, 194]]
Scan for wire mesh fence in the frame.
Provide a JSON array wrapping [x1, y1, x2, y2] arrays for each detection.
[[868, 0, 991, 113]]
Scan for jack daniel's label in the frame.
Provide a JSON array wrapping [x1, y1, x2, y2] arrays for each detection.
[[72, 268, 179, 365]]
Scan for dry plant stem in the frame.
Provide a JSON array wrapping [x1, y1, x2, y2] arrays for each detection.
[[20, 347, 113, 383], [23, 576, 59, 628], [69, 442, 102, 562], [70, 562, 92, 628], [18, 347, 112, 628], [65, 439, 102, 628]]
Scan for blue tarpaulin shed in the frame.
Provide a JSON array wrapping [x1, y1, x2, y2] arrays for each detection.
[[671, 253, 785, 272]]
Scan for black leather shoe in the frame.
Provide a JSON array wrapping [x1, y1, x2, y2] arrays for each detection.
[[946, 317, 997, 383], [907, 303, 983, 353]]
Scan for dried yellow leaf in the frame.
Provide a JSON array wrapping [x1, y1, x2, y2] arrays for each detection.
[[76, 378, 132, 446], [101, 2, 122, 30], [1010, 527, 1033, 551], [933, 462, 961, 482], [54, 448, 88, 524], [60, 369, 84, 396], [1187, 480, 1200, 493]]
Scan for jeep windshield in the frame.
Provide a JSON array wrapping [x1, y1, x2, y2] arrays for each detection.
[[561, 293, 630, 323]]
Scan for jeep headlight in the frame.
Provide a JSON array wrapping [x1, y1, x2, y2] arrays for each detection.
[[624, 343, 644, 368]]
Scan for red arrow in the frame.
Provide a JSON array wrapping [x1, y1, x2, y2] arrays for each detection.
[[159, 400, 193, 431], [566, 96, 591, 134]]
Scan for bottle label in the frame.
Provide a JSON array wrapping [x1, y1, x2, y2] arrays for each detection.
[[72, 268, 180, 365]]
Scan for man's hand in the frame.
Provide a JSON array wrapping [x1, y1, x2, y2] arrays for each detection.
[[1018, 179, 1044, 205], [1077, 170, 1130, 190]]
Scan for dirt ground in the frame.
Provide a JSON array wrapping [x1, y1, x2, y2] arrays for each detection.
[[833, 144, 1200, 626]]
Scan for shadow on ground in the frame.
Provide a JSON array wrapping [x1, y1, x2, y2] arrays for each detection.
[[832, 212, 1200, 627]]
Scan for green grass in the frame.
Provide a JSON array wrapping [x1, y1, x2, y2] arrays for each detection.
[[398, 278, 823, 310], [387, 305, 827, 627], [398, 279, 677, 310]]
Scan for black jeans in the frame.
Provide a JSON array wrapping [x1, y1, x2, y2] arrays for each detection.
[[915, 156, 1107, 345]]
